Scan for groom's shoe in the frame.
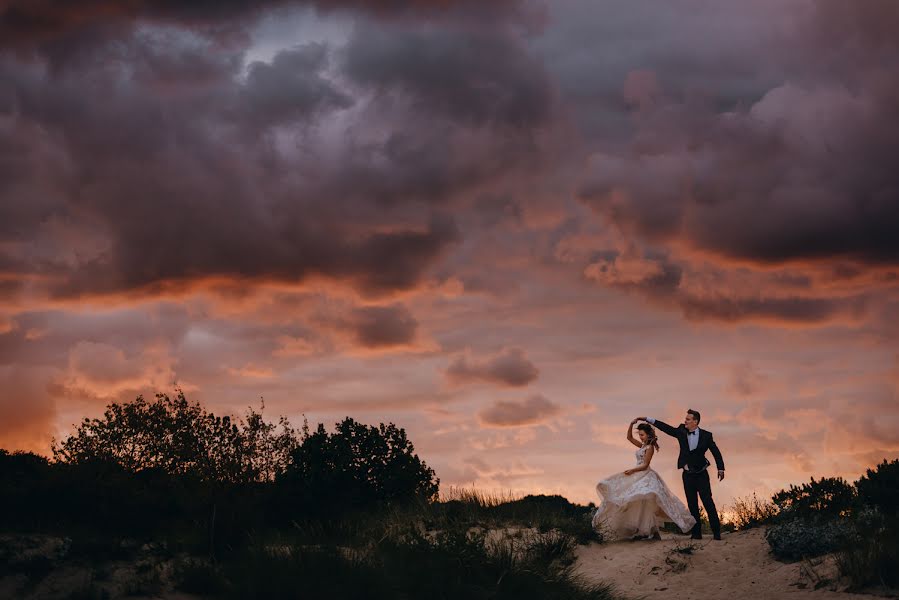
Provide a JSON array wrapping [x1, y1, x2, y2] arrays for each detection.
[[690, 533, 702, 540], [713, 533, 722, 541]]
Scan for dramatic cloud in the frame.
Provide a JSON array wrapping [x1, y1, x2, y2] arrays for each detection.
[[579, 81, 899, 266], [343, 23, 553, 129], [0, 0, 528, 52], [0, 36, 463, 302], [445, 347, 539, 387], [1, 0, 897, 508], [241, 43, 354, 128]]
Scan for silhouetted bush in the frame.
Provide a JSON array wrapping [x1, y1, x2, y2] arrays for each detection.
[[855, 459, 899, 516], [762, 457, 899, 588], [771, 476, 856, 521], [765, 518, 852, 560]]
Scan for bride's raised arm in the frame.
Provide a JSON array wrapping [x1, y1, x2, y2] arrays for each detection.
[[626, 419, 642, 448]]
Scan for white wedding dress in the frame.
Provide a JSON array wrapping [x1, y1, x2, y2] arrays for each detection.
[[592, 445, 696, 539]]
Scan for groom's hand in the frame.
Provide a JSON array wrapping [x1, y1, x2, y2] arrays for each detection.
[[718, 470, 725, 481]]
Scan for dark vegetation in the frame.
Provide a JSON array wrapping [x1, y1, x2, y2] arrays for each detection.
[[0, 392, 611, 600], [727, 459, 899, 591]]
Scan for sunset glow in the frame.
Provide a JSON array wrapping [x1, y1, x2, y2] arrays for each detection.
[[1, 0, 897, 509]]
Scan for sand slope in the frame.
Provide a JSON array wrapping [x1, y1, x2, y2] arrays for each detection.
[[574, 528, 888, 600]]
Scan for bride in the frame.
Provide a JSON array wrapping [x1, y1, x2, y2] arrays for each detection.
[[592, 419, 696, 540]]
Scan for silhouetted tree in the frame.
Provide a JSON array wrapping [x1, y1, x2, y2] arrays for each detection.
[[282, 417, 439, 515], [855, 458, 899, 516], [5, 395, 442, 540], [52, 391, 297, 483]]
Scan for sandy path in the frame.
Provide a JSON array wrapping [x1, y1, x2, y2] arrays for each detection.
[[573, 528, 883, 600]]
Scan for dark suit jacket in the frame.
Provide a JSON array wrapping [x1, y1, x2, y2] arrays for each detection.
[[652, 419, 725, 472]]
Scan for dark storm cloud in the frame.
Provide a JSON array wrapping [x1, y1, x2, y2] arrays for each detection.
[[310, 18, 555, 209], [343, 23, 553, 128], [47, 215, 460, 300], [242, 43, 354, 129], [445, 347, 539, 387], [582, 251, 871, 325], [575, 1, 899, 269], [0, 0, 550, 304], [0, 24, 465, 301], [478, 393, 560, 427], [0, 0, 525, 51]]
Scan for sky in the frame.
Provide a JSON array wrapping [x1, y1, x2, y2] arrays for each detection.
[[1, 0, 897, 508]]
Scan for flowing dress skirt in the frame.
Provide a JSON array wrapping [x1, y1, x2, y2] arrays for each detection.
[[592, 468, 696, 539]]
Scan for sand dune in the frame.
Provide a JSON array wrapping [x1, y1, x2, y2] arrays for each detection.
[[574, 528, 885, 600]]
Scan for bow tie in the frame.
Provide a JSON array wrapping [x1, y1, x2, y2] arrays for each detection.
[[688, 430, 697, 436]]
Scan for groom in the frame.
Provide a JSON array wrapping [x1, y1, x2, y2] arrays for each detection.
[[636, 410, 725, 540]]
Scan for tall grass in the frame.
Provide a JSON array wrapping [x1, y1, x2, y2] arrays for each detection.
[[160, 491, 613, 599], [200, 525, 618, 600], [279, 487, 601, 549], [726, 492, 778, 530], [426, 487, 602, 544]]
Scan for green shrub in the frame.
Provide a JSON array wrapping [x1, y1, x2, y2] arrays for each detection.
[[765, 518, 852, 560]]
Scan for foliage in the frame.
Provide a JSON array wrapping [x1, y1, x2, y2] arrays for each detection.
[[761, 456, 899, 593], [3, 394, 443, 550], [770, 476, 856, 521], [764, 518, 852, 560], [280, 416, 439, 516], [854, 458, 899, 516], [51, 391, 297, 484]]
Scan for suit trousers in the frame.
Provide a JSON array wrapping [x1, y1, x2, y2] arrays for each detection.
[[682, 469, 720, 537]]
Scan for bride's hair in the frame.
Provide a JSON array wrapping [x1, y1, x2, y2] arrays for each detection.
[[636, 423, 660, 451]]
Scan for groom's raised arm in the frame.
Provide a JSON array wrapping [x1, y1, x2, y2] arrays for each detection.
[[641, 417, 679, 438]]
